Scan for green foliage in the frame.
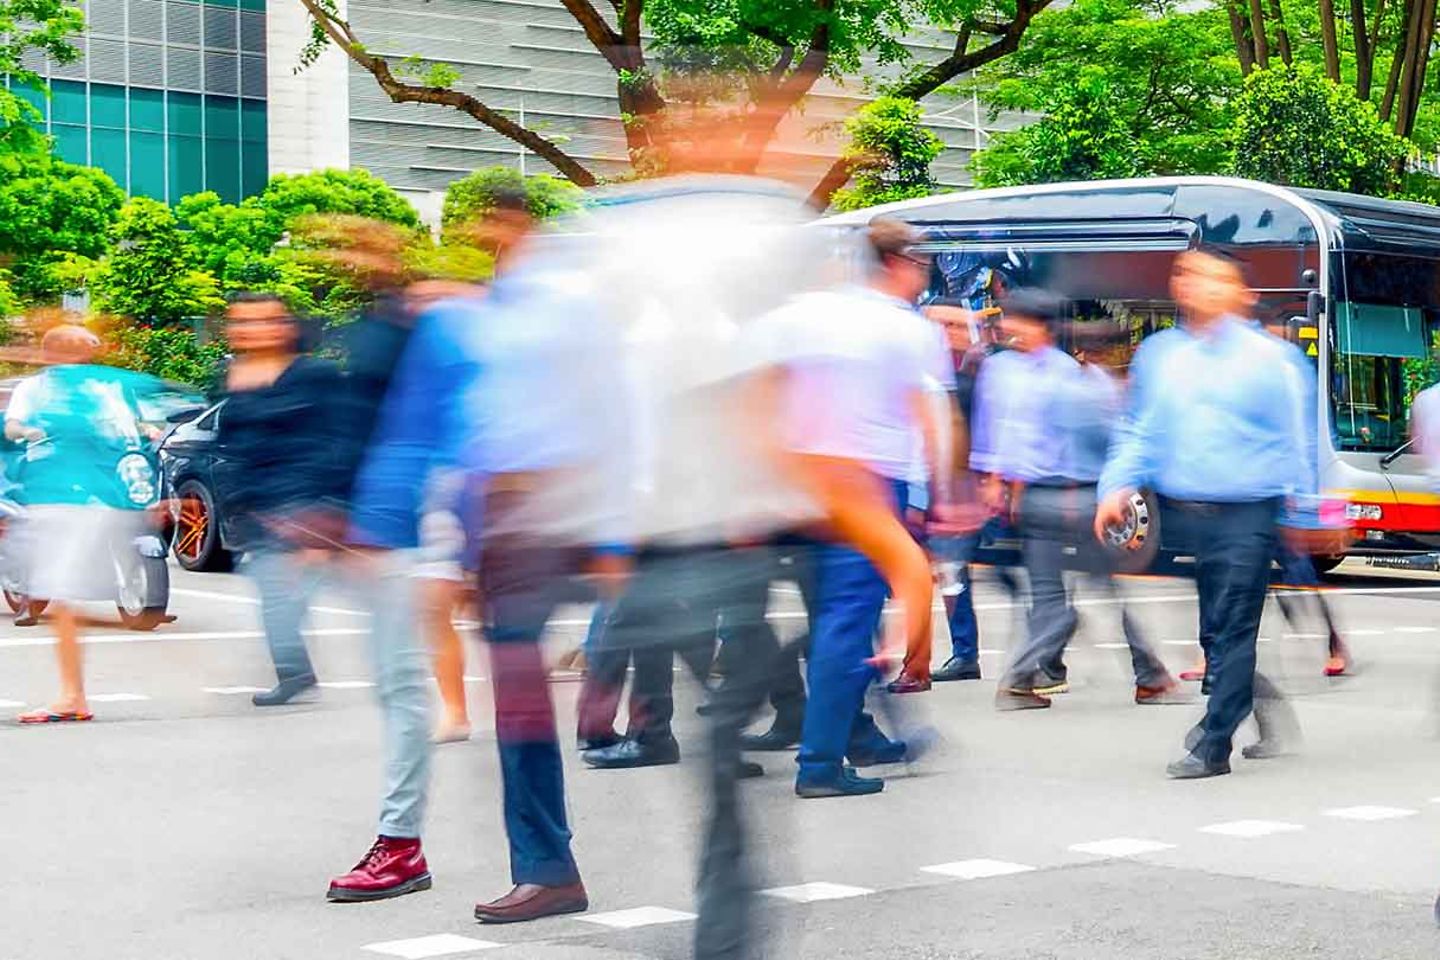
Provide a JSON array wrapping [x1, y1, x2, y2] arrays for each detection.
[[102, 321, 228, 388], [406, 243, 496, 283], [440, 167, 583, 233], [830, 96, 944, 211], [93, 197, 225, 325], [972, 68, 1149, 187], [0, 158, 126, 300], [1228, 63, 1408, 196], [398, 55, 461, 89], [968, 0, 1238, 177], [0, 0, 84, 155], [176, 169, 420, 318]]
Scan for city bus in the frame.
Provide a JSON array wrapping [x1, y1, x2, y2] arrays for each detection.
[[822, 176, 1440, 569]]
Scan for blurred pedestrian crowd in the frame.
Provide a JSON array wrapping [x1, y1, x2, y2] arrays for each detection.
[[2, 176, 1360, 958]]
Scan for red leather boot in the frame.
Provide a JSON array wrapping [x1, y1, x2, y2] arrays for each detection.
[[327, 836, 432, 902]]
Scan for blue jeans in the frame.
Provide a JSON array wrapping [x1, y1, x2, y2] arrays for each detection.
[[244, 548, 431, 838], [934, 534, 979, 664], [479, 538, 583, 887], [796, 479, 907, 783]]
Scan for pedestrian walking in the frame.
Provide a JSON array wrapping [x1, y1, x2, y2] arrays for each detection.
[[8, 325, 168, 724], [1095, 248, 1313, 779]]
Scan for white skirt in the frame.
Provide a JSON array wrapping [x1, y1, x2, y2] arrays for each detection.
[[14, 505, 144, 602]]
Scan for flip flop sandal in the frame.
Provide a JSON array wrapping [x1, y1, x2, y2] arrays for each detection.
[[18, 708, 94, 724]]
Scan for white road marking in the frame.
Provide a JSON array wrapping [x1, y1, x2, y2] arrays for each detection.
[[1394, 626, 1436, 634], [1282, 633, 1326, 640], [1068, 838, 1175, 858], [170, 586, 368, 618], [0, 698, 24, 707], [202, 686, 268, 695], [1162, 640, 1198, 646], [1199, 820, 1304, 838], [0, 627, 369, 649], [1093, 642, 1130, 650], [1322, 805, 1418, 821], [361, 934, 500, 958], [978, 648, 1006, 656], [578, 906, 697, 929], [318, 680, 375, 690], [463, 675, 487, 683], [1346, 629, 1385, 636], [762, 882, 872, 902], [922, 859, 1036, 879], [89, 693, 149, 703]]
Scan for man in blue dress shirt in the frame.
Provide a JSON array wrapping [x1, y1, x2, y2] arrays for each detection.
[[1095, 248, 1313, 779]]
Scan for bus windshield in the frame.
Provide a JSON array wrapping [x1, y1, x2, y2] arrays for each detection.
[[1331, 251, 1440, 454]]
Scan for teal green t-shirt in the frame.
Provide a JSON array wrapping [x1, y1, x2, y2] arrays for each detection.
[[4, 364, 164, 509]]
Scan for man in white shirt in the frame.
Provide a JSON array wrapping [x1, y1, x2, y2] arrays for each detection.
[[760, 218, 953, 798]]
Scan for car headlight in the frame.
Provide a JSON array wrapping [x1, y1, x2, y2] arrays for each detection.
[[117, 453, 157, 506]]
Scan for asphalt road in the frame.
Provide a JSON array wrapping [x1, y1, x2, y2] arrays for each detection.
[[5, 558, 1440, 959]]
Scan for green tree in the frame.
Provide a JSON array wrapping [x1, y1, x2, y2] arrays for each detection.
[[969, 0, 1239, 177], [971, 68, 1151, 187], [0, 0, 86, 157], [1228, 62, 1408, 195], [101, 322, 228, 388], [830, 96, 944, 211], [177, 168, 421, 317], [296, 0, 1058, 200], [0, 158, 125, 300], [441, 167, 583, 233], [93, 197, 225, 324]]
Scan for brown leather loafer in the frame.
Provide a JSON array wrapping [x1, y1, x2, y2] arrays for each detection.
[[474, 881, 589, 924]]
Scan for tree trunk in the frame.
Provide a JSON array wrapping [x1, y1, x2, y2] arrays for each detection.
[[1352, 0, 1376, 96], [1228, 1, 1257, 74], [1381, 25, 1407, 119], [1248, 0, 1271, 68], [1398, 0, 1437, 136], [1392, 0, 1428, 133], [1320, 0, 1342, 80], [1269, 0, 1294, 64]]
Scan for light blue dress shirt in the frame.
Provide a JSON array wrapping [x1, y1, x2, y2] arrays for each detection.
[[970, 345, 1082, 483], [1098, 316, 1314, 503]]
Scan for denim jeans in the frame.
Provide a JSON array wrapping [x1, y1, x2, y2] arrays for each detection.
[[795, 479, 908, 783], [244, 548, 432, 839]]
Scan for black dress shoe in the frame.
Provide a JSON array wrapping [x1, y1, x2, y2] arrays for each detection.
[[932, 657, 981, 682], [578, 732, 622, 752], [1166, 752, 1231, 780], [884, 672, 931, 694], [848, 738, 907, 767], [740, 727, 801, 751], [252, 674, 318, 707], [582, 736, 680, 769]]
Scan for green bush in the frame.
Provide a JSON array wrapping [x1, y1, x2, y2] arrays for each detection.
[[1228, 64, 1409, 197], [830, 97, 945, 212], [441, 167, 583, 234], [102, 322, 227, 389]]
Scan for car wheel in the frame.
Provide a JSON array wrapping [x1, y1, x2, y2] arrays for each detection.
[[117, 554, 169, 631], [1105, 489, 1162, 575], [172, 479, 234, 573]]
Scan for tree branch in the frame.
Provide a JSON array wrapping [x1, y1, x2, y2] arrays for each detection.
[[557, 0, 630, 70], [295, 0, 598, 186], [807, 1, 1055, 209]]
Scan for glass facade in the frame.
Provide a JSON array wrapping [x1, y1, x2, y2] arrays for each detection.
[[15, 0, 267, 203]]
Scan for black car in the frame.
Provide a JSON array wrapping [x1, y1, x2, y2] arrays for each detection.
[[158, 400, 236, 572]]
